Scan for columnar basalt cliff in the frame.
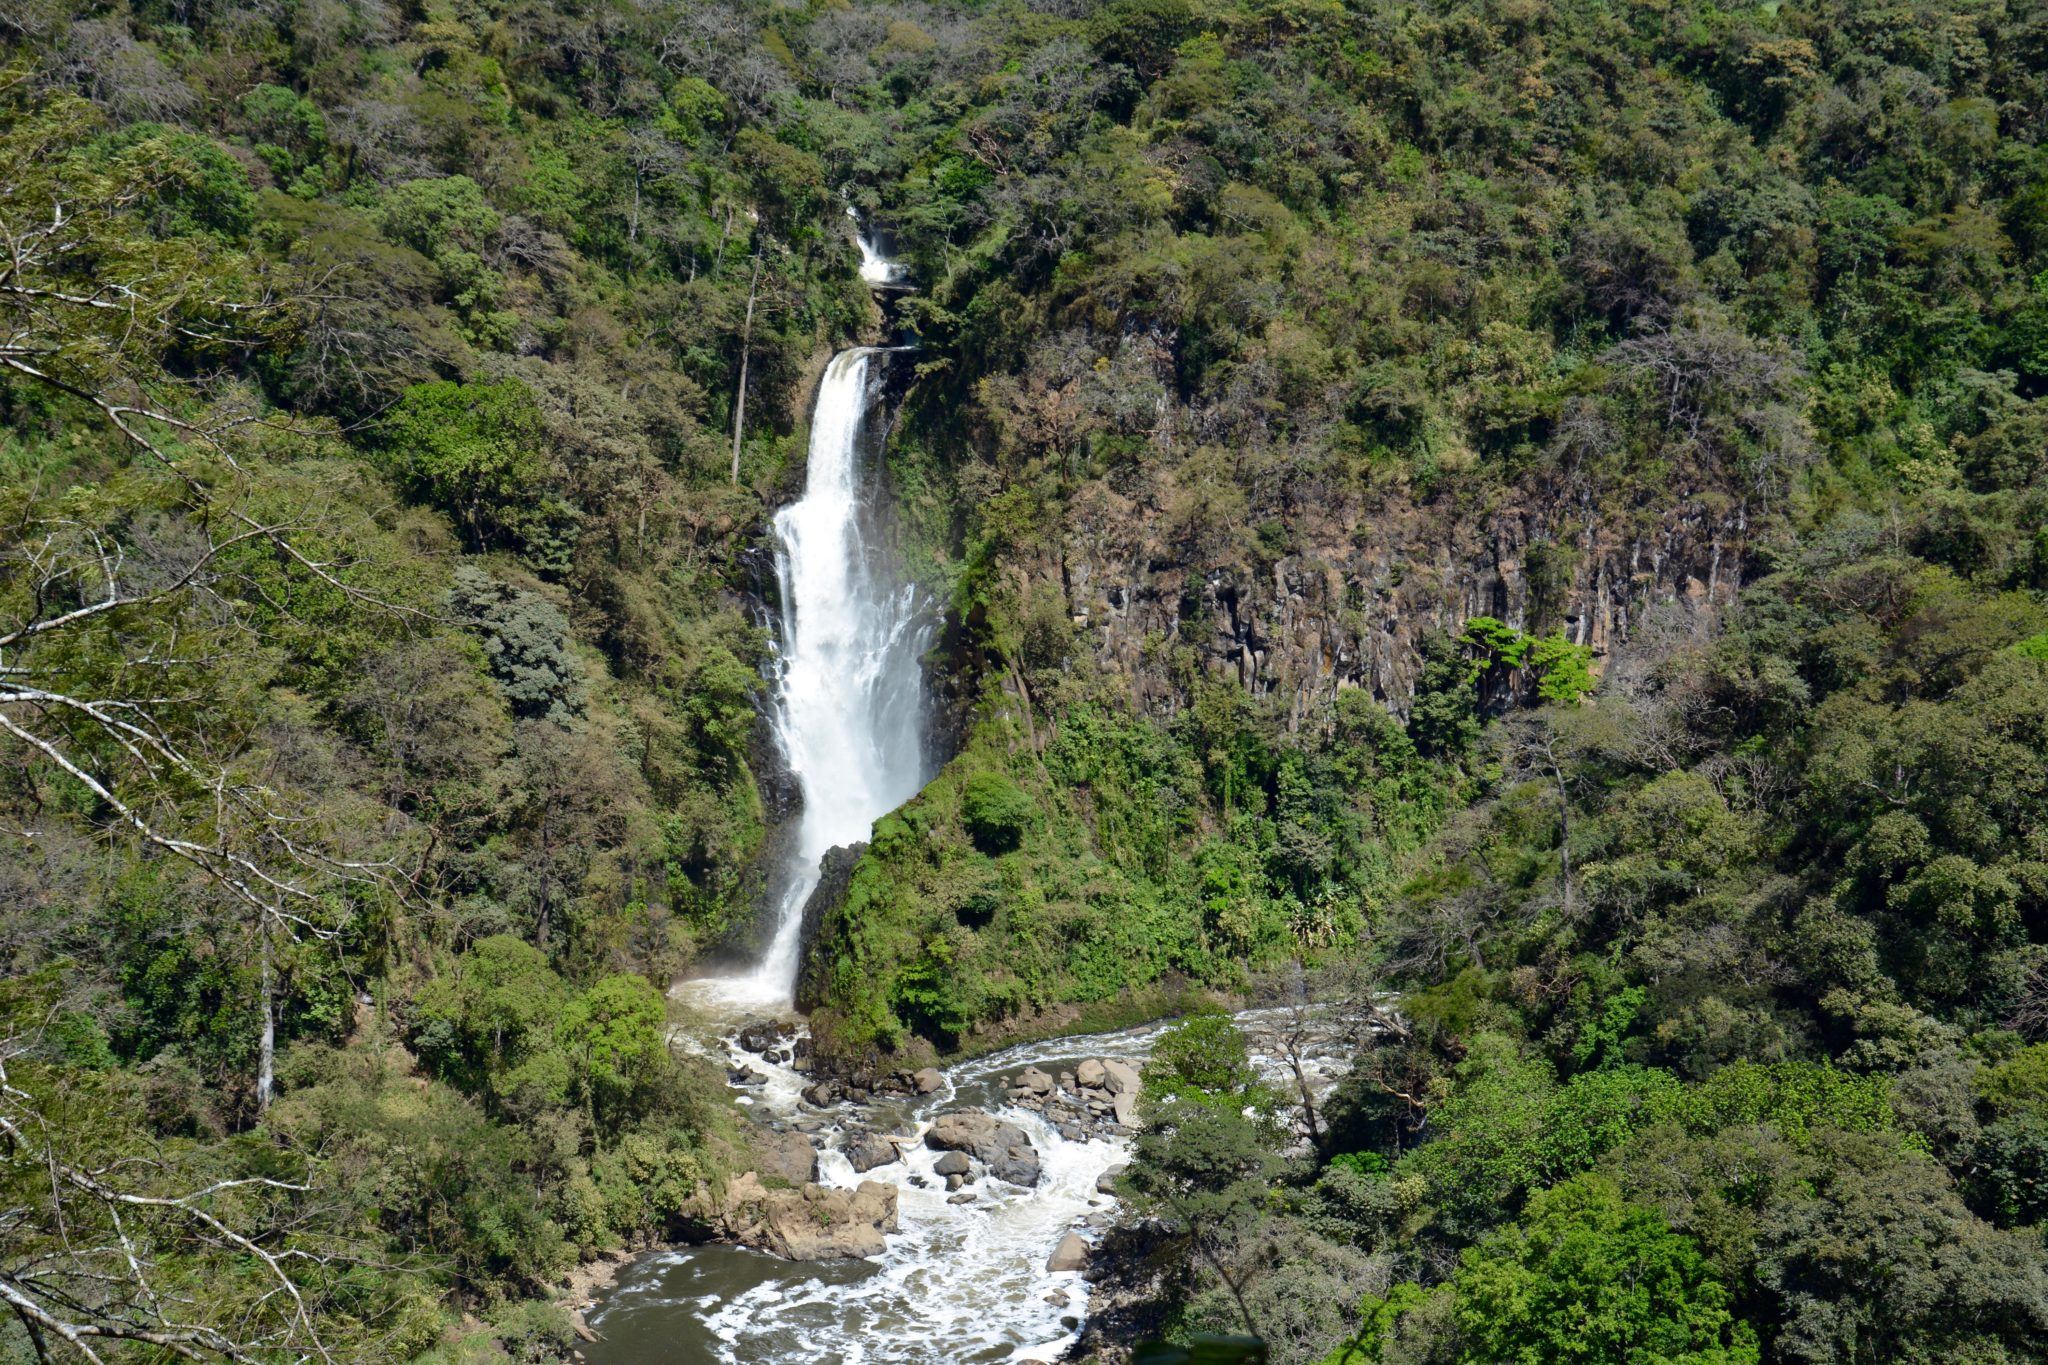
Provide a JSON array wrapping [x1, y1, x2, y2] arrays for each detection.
[[1041, 493, 1744, 722]]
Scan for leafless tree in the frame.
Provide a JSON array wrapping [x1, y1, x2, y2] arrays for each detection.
[[0, 1035, 350, 1363], [44, 20, 197, 124], [3, 96, 412, 1111]]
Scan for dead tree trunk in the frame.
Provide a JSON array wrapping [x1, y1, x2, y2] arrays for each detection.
[[256, 933, 276, 1112], [730, 252, 762, 485]]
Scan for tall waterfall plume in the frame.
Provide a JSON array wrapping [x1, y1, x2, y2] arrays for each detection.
[[700, 236, 926, 1009]]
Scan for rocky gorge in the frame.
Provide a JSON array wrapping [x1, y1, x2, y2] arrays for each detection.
[[699, 1018, 1151, 1263]]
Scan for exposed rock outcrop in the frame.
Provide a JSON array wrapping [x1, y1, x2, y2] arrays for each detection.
[[1041, 479, 1741, 725], [793, 841, 866, 1012], [718, 1173, 899, 1261], [753, 1129, 819, 1186]]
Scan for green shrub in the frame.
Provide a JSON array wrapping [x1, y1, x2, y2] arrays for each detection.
[[962, 771, 1034, 854]]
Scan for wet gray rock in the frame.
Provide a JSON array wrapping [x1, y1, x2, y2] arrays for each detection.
[[912, 1067, 944, 1095], [842, 1131, 900, 1173], [1096, 1163, 1127, 1194], [737, 1021, 789, 1054], [933, 1151, 971, 1177], [925, 1110, 1042, 1187]]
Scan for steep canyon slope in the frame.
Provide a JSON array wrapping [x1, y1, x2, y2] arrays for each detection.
[[5, 1, 2048, 1362]]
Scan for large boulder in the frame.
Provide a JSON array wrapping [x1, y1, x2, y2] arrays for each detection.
[[1013, 1066, 1055, 1096], [754, 1129, 818, 1186], [1101, 1060, 1142, 1126], [1100, 1060, 1141, 1095], [721, 1173, 898, 1261], [842, 1131, 901, 1173], [912, 1067, 945, 1095], [933, 1151, 971, 1177], [1047, 1232, 1090, 1273], [1076, 1059, 1108, 1090], [926, 1110, 1043, 1187]]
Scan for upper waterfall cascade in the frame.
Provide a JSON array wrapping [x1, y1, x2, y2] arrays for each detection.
[[696, 232, 928, 1009]]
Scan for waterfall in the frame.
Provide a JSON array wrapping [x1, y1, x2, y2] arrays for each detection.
[[701, 238, 927, 1009]]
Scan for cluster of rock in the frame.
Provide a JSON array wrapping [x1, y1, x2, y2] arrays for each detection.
[[925, 1109, 1044, 1187], [710, 1045, 1143, 1267], [1003, 1058, 1142, 1139], [717, 1173, 900, 1260], [799, 1065, 941, 1109], [672, 1124, 902, 1261], [729, 1020, 808, 1087]]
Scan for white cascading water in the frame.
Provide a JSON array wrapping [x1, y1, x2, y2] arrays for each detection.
[[690, 235, 926, 1011], [590, 1011, 1354, 1365], [626, 234, 1341, 1364]]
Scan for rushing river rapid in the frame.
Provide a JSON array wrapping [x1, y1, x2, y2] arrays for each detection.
[[585, 1021, 1184, 1365]]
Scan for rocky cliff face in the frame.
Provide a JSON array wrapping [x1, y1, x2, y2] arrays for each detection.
[[794, 841, 866, 1013], [1040, 482, 1749, 724]]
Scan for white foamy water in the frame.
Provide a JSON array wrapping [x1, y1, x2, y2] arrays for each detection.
[[685, 234, 927, 1011], [591, 1022, 1173, 1365], [595, 1011, 1358, 1365], [851, 206, 908, 287]]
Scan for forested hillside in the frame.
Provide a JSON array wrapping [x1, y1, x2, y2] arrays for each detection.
[[4, 0, 2048, 1361]]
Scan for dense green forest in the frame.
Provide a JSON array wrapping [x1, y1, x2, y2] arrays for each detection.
[[4, 0, 2048, 1360]]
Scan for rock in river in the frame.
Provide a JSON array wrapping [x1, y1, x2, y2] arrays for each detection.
[[842, 1131, 900, 1173], [1046, 1232, 1090, 1273], [1100, 1059, 1141, 1095], [753, 1129, 819, 1186], [737, 1021, 790, 1054], [720, 1173, 898, 1261], [1011, 1065, 1055, 1096], [925, 1110, 1042, 1187]]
